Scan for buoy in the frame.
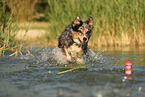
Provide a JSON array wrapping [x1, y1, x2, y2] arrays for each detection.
[[125, 60, 132, 75]]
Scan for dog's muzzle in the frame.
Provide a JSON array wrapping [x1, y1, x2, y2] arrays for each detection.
[[82, 37, 88, 44], [83, 37, 87, 41]]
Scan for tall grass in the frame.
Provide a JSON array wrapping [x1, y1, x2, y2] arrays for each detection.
[[0, 1, 26, 56], [6, 0, 39, 21], [47, 0, 145, 47]]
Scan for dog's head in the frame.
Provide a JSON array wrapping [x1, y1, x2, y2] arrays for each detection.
[[72, 16, 93, 45]]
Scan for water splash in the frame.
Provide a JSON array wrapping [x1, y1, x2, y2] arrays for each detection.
[[19, 47, 116, 68], [38, 47, 111, 67]]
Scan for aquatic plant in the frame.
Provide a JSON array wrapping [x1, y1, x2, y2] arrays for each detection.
[[47, 0, 145, 47], [0, 1, 27, 56]]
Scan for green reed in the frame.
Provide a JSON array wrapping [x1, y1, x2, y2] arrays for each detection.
[[47, 0, 145, 46], [0, 2, 26, 56]]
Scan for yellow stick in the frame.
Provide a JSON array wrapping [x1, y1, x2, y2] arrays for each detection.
[[57, 66, 89, 74]]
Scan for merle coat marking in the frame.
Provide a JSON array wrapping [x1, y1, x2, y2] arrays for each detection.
[[58, 16, 93, 63]]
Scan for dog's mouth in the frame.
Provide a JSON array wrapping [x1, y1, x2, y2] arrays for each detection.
[[82, 40, 87, 44], [78, 37, 88, 44], [82, 41, 86, 44]]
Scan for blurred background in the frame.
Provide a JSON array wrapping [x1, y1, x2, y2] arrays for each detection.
[[0, 0, 145, 55]]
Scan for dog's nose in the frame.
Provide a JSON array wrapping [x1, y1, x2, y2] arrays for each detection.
[[83, 37, 87, 41]]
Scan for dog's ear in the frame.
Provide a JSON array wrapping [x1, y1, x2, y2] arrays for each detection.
[[73, 16, 81, 27], [88, 17, 93, 29]]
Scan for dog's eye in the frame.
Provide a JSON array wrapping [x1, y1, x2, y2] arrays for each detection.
[[78, 27, 83, 30], [78, 27, 83, 32], [86, 29, 90, 34], [79, 31, 83, 34], [85, 29, 89, 33]]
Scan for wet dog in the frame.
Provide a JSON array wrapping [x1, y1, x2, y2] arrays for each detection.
[[58, 16, 93, 64]]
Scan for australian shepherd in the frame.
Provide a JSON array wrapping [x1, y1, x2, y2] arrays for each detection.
[[58, 16, 93, 64]]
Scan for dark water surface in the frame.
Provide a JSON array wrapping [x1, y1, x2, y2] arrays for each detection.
[[0, 46, 145, 97]]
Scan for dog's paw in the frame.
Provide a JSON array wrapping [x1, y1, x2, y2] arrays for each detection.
[[76, 58, 85, 64], [66, 55, 71, 61]]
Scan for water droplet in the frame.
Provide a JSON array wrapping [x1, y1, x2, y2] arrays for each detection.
[[138, 86, 142, 92], [97, 93, 102, 97], [25, 66, 29, 69], [58, 88, 63, 96]]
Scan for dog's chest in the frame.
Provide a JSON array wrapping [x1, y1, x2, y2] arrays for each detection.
[[68, 43, 83, 56]]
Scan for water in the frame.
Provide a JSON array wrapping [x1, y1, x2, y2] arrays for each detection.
[[0, 46, 145, 97]]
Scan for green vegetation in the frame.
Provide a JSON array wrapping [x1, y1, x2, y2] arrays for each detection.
[[47, 0, 145, 47], [0, 0, 145, 53], [0, 2, 27, 56], [5, 0, 48, 22]]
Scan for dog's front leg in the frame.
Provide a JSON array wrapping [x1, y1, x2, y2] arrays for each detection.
[[64, 46, 71, 61]]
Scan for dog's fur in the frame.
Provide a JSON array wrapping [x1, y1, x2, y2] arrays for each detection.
[[58, 16, 93, 63]]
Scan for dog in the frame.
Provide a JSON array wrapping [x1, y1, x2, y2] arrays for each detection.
[[58, 16, 93, 64]]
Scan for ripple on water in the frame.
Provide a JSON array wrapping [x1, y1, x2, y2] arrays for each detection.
[[0, 47, 145, 97]]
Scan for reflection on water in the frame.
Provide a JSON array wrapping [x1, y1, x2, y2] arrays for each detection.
[[0, 46, 145, 97]]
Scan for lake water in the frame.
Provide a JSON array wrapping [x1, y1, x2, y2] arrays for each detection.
[[0, 46, 145, 97]]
